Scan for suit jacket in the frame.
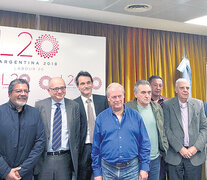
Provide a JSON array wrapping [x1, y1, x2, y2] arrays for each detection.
[[0, 102, 45, 179], [163, 97, 207, 166], [126, 99, 168, 155], [34, 97, 80, 178], [74, 94, 109, 152], [204, 102, 207, 117]]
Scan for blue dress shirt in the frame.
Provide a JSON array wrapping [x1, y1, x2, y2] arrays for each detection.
[[91, 106, 151, 177]]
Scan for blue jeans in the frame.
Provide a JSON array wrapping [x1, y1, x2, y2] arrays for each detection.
[[101, 158, 139, 180], [148, 156, 160, 180]]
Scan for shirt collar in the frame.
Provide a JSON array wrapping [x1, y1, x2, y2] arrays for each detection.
[[51, 98, 65, 107], [110, 104, 126, 116], [178, 99, 188, 108], [81, 94, 93, 103]]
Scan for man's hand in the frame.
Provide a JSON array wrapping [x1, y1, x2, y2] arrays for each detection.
[[139, 170, 148, 180], [188, 146, 198, 156], [6, 167, 21, 180], [179, 147, 192, 158], [94, 176, 102, 180]]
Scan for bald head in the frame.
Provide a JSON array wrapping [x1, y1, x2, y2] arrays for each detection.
[[48, 77, 66, 102]]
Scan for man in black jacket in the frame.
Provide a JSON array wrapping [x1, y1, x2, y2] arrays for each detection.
[[74, 71, 109, 180], [0, 79, 45, 180]]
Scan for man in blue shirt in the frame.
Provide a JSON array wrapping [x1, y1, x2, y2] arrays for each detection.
[[91, 82, 151, 180]]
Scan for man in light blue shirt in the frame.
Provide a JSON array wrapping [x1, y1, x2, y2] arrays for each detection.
[[91, 82, 151, 180], [34, 77, 81, 180]]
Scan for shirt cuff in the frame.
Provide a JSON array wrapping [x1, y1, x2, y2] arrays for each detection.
[[140, 162, 150, 172], [93, 167, 102, 177]]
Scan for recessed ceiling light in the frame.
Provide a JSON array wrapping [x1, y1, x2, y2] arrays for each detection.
[[124, 4, 152, 13], [185, 15, 207, 26]]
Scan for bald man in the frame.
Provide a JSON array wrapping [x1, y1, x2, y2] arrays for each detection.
[[34, 77, 81, 180]]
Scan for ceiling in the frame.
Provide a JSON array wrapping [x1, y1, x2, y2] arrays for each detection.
[[0, 0, 207, 36]]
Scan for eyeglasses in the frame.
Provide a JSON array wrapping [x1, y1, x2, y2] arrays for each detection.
[[13, 89, 30, 94], [49, 86, 66, 92]]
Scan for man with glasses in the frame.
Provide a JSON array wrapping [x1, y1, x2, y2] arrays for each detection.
[[0, 79, 46, 180], [34, 77, 80, 180], [74, 71, 109, 180], [163, 78, 207, 180]]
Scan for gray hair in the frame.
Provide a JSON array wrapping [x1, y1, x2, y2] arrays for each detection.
[[106, 82, 125, 97], [175, 78, 190, 88], [134, 80, 151, 93], [8, 79, 30, 94]]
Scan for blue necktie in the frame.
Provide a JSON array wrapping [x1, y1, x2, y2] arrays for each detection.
[[52, 103, 62, 151]]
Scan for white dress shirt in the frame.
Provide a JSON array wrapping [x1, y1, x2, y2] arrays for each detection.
[[81, 95, 96, 144]]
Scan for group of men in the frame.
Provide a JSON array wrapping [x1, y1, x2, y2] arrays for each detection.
[[0, 72, 206, 180]]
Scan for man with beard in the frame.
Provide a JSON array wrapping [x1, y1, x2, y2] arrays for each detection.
[[0, 79, 46, 180]]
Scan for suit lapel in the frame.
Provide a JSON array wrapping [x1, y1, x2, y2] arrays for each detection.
[[45, 98, 52, 138], [65, 99, 72, 140], [172, 97, 183, 129], [188, 99, 194, 125], [78, 97, 87, 119], [93, 95, 99, 116]]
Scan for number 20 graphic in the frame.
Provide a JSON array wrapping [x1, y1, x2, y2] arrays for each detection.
[[0, 31, 33, 57]]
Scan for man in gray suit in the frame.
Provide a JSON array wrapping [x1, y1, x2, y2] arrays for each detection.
[[163, 78, 207, 180], [35, 77, 80, 180]]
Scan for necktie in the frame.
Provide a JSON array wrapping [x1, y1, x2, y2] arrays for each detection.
[[86, 99, 95, 143], [52, 103, 62, 151]]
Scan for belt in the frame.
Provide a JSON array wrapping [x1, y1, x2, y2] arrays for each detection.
[[115, 162, 131, 167], [47, 150, 70, 156]]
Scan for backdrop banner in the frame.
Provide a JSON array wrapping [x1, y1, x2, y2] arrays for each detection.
[[0, 26, 106, 105]]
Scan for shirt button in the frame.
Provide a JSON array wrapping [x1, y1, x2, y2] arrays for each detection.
[[120, 146, 122, 148], [120, 136, 122, 139], [120, 156, 123, 158]]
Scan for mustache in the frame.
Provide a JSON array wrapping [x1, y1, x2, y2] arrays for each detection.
[[83, 87, 91, 90], [18, 96, 27, 100]]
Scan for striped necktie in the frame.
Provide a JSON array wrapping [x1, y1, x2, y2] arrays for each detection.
[[52, 103, 62, 151]]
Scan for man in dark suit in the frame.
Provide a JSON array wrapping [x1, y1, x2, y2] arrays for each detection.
[[35, 77, 80, 180], [163, 78, 207, 180], [74, 71, 109, 180]]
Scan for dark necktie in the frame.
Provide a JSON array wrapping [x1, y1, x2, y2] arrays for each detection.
[[52, 103, 62, 151], [86, 99, 95, 143]]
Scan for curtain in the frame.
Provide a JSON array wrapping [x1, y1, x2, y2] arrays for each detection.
[[0, 10, 36, 29], [1, 10, 207, 180], [0, 11, 206, 102], [39, 15, 207, 102]]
